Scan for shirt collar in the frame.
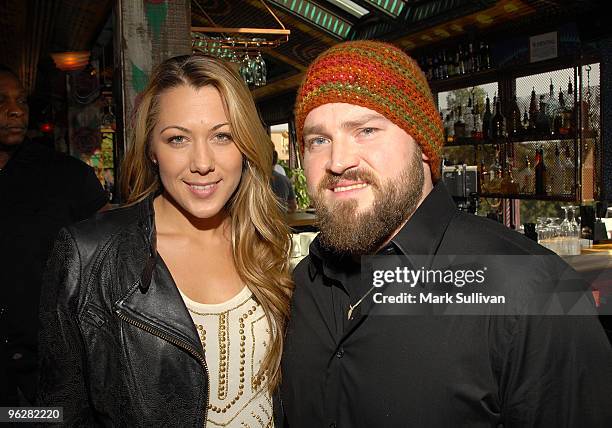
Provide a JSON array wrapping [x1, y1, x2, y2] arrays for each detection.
[[308, 181, 457, 281], [389, 181, 456, 259]]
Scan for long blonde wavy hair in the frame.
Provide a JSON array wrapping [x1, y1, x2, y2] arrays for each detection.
[[121, 54, 293, 391]]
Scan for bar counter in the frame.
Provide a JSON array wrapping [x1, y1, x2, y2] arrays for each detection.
[[287, 210, 317, 228], [563, 244, 612, 274]]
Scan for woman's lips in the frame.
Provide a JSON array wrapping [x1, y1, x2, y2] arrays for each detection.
[[184, 180, 219, 198]]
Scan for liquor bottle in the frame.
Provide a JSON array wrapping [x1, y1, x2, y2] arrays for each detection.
[[464, 104, 474, 138], [566, 77, 575, 133], [491, 95, 506, 140], [453, 106, 466, 140], [554, 88, 565, 135], [528, 87, 538, 135], [482, 95, 492, 140], [479, 159, 489, 193], [458, 45, 466, 75], [467, 43, 475, 74], [534, 146, 546, 195], [522, 109, 530, 133], [508, 95, 523, 137], [441, 111, 449, 142], [440, 52, 448, 79], [471, 101, 483, 140], [557, 88, 573, 135], [450, 47, 458, 77], [488, 144, 502, 193], [562, 144, 574, 195], [480, 42, 491, 70], [519, 155, 535, 194], [547, 79, 559, 136], [426, 56, 433, 80], [432, 54, 439, 80], [536, 94, 550, 136], [549, 143, 563, 195], [446, 110, 455, 144], [478, 42, 485, 70], [474, 41, 482, 71], [446, 49, 454, 77], [501, 157, 520, 194]]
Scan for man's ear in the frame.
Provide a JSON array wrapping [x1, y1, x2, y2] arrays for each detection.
[[421, 151, 430, 161]]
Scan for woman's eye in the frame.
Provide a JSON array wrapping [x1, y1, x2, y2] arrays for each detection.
[[214, 133, 233, 144], [167, 135, 186, 145]]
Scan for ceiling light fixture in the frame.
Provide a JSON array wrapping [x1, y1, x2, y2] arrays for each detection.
[[50, 51, 91, 72], [325, 0, 369, 18]]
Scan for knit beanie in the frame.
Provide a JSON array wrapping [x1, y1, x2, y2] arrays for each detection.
[[294, 40, 444, 180]]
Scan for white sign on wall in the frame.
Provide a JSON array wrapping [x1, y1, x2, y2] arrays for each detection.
[[530, 32, 558, 63]]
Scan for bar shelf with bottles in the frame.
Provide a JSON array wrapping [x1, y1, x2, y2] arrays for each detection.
[[416, 40, 493, 84], [438, 65, 599, 203]]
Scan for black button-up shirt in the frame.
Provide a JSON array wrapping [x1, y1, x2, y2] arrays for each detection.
[[0, 140, 107, 404], [282, 183, 612, 427]]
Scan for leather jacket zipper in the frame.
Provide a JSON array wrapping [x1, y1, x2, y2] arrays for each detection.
[[115, 310, 210, 426]]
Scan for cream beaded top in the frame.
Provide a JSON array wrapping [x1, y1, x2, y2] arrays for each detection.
[[180, 287, 273, 428]]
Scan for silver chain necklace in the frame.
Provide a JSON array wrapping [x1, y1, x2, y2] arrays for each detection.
[[347, 284, 378, 320]]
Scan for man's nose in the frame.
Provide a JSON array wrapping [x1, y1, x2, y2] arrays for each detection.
[[326, 136, 359, 175], [190, 141, 215, 174]]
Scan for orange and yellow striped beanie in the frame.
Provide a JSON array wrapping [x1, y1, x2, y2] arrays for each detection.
[[294, 40, 444, 180]]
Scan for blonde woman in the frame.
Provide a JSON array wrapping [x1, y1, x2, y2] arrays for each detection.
[[37, 55, 293, 427]]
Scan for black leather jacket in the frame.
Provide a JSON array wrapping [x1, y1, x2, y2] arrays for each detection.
[[37, 197, 281, 427]]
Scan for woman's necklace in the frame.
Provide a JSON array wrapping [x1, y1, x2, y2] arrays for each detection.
[[347, 284, 378, 320]]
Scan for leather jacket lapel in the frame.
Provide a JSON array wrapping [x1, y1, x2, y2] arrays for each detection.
[[114, 194, 204, 357], [115, 257, 204, 355]]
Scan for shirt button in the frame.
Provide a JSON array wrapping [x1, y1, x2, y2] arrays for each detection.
[[336, 348, 344, 358]]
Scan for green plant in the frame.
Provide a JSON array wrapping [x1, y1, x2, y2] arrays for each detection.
[[288, 168, 311, 209]]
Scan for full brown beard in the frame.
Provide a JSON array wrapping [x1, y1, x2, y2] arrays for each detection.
[[311, 148, 425, 256]]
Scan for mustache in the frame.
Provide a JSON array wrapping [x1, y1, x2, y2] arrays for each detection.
[[317, 168, 379, 192]]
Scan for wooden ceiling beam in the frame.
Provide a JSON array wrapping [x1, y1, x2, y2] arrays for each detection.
[[252, 71, 305, 100]]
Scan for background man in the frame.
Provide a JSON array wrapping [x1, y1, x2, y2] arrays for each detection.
[[281, 41, 612, 427], [0, 65, 108, 405], [272, 149, 286, 176], [271, 149, 297, 213]]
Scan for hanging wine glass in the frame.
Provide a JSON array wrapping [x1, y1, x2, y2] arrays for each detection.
[[254, 51, 266, 87], [247, 49, 258, 86], [228, 41, 238, 63], [240, 51, 254, 86]]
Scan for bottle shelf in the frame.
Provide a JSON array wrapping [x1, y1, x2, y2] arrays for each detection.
[[429, 68, 497, 93], [479, 192, 577, 202], [444, 131, 597, 147]]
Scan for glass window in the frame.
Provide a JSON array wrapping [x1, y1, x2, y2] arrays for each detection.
[[270, 123, 290, 164]]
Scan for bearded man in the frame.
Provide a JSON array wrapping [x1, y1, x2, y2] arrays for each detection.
[[281, 41, 612, 427]]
